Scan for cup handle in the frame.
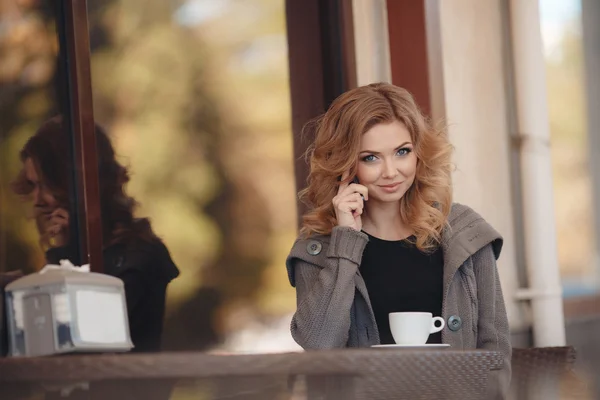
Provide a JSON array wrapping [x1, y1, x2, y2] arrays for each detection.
[[430, 317, 445, 334]]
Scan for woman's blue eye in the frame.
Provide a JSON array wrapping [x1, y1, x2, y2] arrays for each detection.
[[397, 148, 412, 156], [361, 154, 376, 162]]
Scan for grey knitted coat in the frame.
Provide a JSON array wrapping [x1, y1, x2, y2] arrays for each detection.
[[286, 203, 511, 398]]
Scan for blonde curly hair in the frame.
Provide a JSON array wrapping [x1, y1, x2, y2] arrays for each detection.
[[299, 82, 453, 251]]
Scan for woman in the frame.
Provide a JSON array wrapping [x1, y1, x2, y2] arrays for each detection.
[[286, 83, 511, 396], [12, 116, 179, 352]]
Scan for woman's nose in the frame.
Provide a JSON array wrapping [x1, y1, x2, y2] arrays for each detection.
[[382, 158, 398, 178], [32, 187, 45, 207]]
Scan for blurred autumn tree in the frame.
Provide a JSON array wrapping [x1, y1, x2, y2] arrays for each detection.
[[85, 0, 297, 349]]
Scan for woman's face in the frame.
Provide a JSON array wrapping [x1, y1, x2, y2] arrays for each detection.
[[24, 157, 59, 216], [356, 120, 417, 204]]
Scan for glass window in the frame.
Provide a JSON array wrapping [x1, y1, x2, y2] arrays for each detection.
[[0, 1, 80, 274], [86, 0, 299, 351], [540, 0, 599, 296]]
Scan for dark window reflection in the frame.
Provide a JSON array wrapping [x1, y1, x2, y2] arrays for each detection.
[[11, 116, 180, 352]]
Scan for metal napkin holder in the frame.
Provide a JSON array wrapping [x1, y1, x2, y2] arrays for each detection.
[[4, 261, 133, 357]]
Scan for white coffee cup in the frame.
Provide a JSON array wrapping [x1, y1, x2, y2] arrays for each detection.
[[388, 312, 445, 345]]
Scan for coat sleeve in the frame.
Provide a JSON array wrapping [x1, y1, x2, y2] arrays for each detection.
[[287, 227, 368, 349], [473, 244, 512, 399]]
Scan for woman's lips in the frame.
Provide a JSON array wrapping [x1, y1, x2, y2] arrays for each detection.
[[36, 208, 54, 217], [378, 182, 403, 192]]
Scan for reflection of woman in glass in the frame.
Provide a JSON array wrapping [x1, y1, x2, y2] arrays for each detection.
[[286, 83, 510, 396], [12, 116, 179, 352]]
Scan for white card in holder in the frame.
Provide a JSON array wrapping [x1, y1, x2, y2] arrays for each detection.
[[76, 290, 127, 344]]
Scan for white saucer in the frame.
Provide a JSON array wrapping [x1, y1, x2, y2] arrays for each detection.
[[371, 344, 450, 349]]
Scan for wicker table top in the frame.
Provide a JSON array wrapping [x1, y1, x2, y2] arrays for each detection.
[[0, 349, 504, 399], [0, 349, 503, 381]]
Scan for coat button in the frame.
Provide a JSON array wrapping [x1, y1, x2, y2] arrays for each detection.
[[448, 315, 462, 331], [306, 240, 322, 256]]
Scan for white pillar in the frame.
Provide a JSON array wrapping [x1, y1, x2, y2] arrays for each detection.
[[430, 0, 526, 334], [352, 0, 392, 86], [509, 0, 566, 346]]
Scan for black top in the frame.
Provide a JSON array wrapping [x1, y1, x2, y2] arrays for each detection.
[[46, 238, 179, 352], [360, 232, 444, 344]]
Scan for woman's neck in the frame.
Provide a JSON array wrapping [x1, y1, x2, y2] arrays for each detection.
[[361, 200, 412, 241]]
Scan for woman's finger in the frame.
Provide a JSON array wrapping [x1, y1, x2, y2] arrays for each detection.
[[337, 191, 365, 206], [340, 200, 363, 214], [337, 171, 351, 196], [48, 224, 61, 237], [50, 216, 69, 227], [51, 208, 69, 220], [338, 183, 368, 200]]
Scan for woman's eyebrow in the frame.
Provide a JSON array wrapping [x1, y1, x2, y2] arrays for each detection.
[[359, 142, 412, 154]]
